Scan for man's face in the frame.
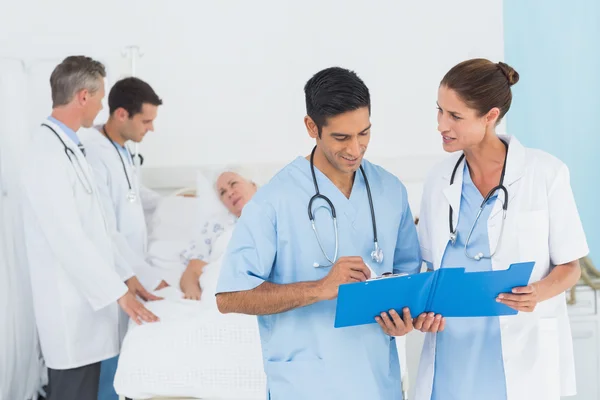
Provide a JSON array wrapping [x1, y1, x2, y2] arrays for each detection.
[[306, 107, 371, 175], [120, 103, 159, 143], [216, 172, 257, 217]]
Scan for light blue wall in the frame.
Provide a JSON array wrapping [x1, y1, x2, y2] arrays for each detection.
[[504, 0, 600, 264]]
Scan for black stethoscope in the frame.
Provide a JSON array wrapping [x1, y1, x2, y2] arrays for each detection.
[[449, 139, 509, 260], [102, 125, 137, 203], [43, 123, 94, 194], [308, 146, 383, 268]]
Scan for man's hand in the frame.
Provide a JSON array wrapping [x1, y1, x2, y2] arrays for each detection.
[[497, 284, 539, 312], [376, 308, 414, 336], [126, 276, 163, 301], [154, 280, 170, 291], [318, 256, 371, 301], [117, 292, 159, 325], [413, 312, 446, 333]]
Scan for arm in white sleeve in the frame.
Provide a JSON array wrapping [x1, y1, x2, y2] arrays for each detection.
[[92, 160, 164, 288], [548, 164, 589, 265], [86, 155, 136, 282], [21, 156, 127, 311]]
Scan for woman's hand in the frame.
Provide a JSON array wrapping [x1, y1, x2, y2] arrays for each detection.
[[413, 312, 445, 333], [497, 284, 539, 312]]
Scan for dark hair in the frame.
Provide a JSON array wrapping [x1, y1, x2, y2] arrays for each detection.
[[50, 56, 106, 107], [440, 58, 519, 122], [304, 67, 370, 136], [108, 77, 162, 116]]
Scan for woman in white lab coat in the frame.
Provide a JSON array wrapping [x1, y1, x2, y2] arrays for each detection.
[[415, 58, 588, 400]]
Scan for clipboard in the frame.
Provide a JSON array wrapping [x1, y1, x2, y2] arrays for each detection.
[[333, 261, 535, 328]]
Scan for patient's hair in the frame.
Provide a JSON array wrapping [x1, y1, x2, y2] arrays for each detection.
[[304, 67, 370, 136], [50, 56, 106, 107], [108, 77, 163, 116], [440, 58, 519, 123]]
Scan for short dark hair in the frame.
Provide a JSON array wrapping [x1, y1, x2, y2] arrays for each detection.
[[108, 77, 162, 116], [304, 67, 370, 136], [440, 58, 519, 122]]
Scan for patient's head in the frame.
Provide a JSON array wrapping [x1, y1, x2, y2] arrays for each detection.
[[216, 172, 257, 217]]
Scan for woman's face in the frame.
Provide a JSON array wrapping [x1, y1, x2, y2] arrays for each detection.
[[436, 85, 496, 153]]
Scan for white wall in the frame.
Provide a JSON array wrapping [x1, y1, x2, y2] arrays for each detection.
[[0, 0, 505, 170]]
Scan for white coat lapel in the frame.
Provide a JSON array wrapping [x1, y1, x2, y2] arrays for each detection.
[[442, 157, 464, 231], [485, 136, 527, 271], [43, 119, 96, 183], [489, 135, 527, 219], [437, 154, 465, 268]]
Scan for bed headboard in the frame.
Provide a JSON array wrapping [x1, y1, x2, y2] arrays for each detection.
[[140, 153, 445, 218]]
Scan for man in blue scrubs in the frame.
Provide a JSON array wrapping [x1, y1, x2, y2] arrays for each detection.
[[215, 67, 422, 400]]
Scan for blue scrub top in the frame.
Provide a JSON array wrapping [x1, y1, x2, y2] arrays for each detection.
[[112, 141, 133, 165], [432, 164, 507, 400], [216, 156, 422, 400]]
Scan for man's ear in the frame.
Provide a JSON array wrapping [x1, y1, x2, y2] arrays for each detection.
[[304, 116, 319, 139]]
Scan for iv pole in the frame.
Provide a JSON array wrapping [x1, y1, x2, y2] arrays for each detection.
[[121, 45, 144, 185]]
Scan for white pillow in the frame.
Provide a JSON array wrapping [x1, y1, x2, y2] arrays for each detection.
[[148, 195, 202, 242], [195, 170, 228, 222]]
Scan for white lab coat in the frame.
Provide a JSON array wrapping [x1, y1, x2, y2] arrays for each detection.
[[79, 127, 163, 291], [415, 135, 589, 400], [20, 119, 132, 370]]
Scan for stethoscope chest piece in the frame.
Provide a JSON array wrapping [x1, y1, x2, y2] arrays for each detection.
[[126, 190, 137, 203], [371, 242, 383, 263], [449, 231, 457, 245]]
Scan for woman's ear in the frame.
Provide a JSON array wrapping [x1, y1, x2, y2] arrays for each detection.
[[485, 107, 501, 126]]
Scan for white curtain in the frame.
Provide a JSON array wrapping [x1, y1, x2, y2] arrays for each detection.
[[0, 59, 46, 400]]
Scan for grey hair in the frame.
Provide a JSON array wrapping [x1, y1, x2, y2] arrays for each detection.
[[50, 56, 106, 107], [212, 168, 255, 192]]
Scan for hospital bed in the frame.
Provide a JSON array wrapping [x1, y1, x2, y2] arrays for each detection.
[[115, 156, 442, 400]]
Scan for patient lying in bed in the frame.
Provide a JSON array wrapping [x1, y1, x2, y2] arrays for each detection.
[[179, 171, 257, 299]]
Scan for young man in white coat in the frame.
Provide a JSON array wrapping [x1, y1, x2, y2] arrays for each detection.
[[20, 56, 159, 400], [79, 77, 169, 400]]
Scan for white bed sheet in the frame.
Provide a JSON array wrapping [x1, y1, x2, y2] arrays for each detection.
[[114, 256, 266, 400], [135, 188, 410, 399]]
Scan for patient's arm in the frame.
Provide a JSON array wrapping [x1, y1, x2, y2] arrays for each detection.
[[180, 259, 208, 300], [216, 281, 324, 315]]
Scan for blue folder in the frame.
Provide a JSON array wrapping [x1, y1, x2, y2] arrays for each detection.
[[334, 261, 535, 328]]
